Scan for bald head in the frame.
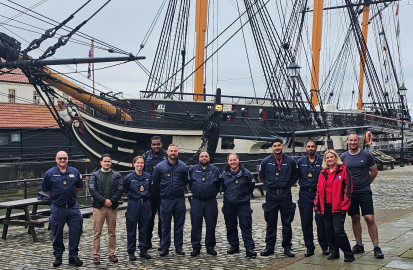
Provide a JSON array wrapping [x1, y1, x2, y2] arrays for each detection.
[[55, 151, 69, 170]]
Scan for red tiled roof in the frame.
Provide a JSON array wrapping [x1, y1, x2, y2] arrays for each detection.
[[0, 68, 29, 84], [0, 102, 59, 128]]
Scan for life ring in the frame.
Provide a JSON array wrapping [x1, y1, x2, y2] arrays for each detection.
[[365, 131, 373, 146]]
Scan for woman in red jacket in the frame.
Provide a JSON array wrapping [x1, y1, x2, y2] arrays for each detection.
[[314, 150, 355, 262]]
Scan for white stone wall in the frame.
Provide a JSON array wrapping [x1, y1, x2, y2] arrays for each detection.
[[0, 82, 63, 105]]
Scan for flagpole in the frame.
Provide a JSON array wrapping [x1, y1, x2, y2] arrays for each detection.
[[92, 39, 95, 95]]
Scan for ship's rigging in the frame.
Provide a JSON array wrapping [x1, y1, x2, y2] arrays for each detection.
[[0, 0, 412, 168]]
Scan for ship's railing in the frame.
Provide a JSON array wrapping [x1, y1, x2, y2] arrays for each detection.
[[73, 102, 204, 130], [139, 91, 311, 106]]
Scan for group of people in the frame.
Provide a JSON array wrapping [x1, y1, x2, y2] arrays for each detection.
[[41, 133, 384, 267]]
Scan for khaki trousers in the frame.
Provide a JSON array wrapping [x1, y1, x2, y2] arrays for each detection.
[[93, 207, 118, 258]]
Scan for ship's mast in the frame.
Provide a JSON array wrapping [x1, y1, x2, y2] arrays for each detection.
[[310, 0, 324, 108], [194, 0, 208, 101], [357, 3, 370, 110]]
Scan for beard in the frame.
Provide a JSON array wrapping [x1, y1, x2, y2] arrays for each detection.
[[200, 160, 210, 167]]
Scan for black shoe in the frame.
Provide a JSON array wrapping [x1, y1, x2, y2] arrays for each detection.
[[304, 249, 315, 257], [260, 248, 274, 256], [374, 246, 384, 259], [53, 257, 62, 267], [322, 248, 330, 255], [157, 246, 162, 251], [175, 248, 185, 255], [140, 250, 151, 260], [327, 254, 340, 260], [352, 243, 365, 254], [284, 248, 295, 257], [128, 253, 136, 261], [191, 248, 201, 257], [246, 249, 257, 257], [147, 241, 152, 249], [227, 246, 240, 254], [206, 248, 217, 256], [160, 249, 169, 257], [68, 257, 83, 267], [344, 256, 355, 262]]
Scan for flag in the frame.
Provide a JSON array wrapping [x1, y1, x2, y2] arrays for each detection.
[[87, 45, 92, 79], [396, 2, 399, 16]]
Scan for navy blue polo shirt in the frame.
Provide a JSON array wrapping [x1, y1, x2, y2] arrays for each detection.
[[143, 149, 168, 175], [259, 154, 298, 199], [123, 171, 152, 200], [296, 155, 323, 188], [42, 166, 83, 206], [341, 149, 376, 192], [188, 164, 220, 200]]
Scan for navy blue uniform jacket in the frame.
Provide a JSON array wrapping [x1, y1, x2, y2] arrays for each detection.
[[221, 164, 255, 205], [153, 158, 188, 199], [188, 164, 221, 200]]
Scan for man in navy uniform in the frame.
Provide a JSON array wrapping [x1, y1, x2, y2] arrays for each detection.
[[143, 135, 168, 250], [188, 152, 220, 257], [296, 140, 328, 257], [42, 151, 84, 267], [259, 138, 298, 257], [153, 144, 188, 256]]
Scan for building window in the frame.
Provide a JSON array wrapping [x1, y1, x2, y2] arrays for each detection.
[[8, 89, 16, 103], [33, 91, 40, 104]]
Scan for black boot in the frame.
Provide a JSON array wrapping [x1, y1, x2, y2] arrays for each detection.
[[260, 248, 274, 256], [128, 253, 136, 261], [227, 246, 240, 254], [191, 248, 201, 257], [160, 249, 169, 257], [304, 248, 315, 257], [284, 248, 295, 257], [246, 249, 257, 257], [206, 248, 217, 256], [53, 257, 62, 267], [68, 257, 83, 267], [140, 250, 151, 260]]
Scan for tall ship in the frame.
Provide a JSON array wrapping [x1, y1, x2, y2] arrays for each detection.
[[0, 0, 410, 169]]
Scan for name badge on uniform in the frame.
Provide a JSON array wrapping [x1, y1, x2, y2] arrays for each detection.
[[69, 174, 74, 177], [140, 186, 144, 192], [202, 177, 205, 182], [308, 173, 313, 178], [235, 179, 239, 184]]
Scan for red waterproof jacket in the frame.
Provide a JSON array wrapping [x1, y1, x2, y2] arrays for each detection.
[[314, 164, 353, 214]]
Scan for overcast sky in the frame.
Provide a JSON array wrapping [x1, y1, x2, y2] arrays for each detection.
[[1, 0, 412, 110]]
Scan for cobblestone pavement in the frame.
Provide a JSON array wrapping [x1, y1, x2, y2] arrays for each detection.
[[1, 165, 413, 269]]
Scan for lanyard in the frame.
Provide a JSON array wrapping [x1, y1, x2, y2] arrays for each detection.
[[275, 158, 282, 171]]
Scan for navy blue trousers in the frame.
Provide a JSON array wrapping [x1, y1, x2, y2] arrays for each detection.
[[49, 204, 83, 259], [222, 202, 255, 249], [147, 190, 162, 244], [125, 200, 151, 253], [160, 197, 186, 250], [190, 197, 218, 249], [298, 189, 328, 250], [263, 192, 295, 250]]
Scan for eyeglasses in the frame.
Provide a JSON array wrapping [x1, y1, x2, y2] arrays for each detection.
[[57, 157, 68, 160], [151, 143, 161, 146]]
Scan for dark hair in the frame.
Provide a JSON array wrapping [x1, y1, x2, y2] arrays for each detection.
[[100, 154, 111, 161], [305, 139, 316, 146], [347, 132, 359, 141], [271, 138, 284, 146], [151, 136, 162, 143]]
